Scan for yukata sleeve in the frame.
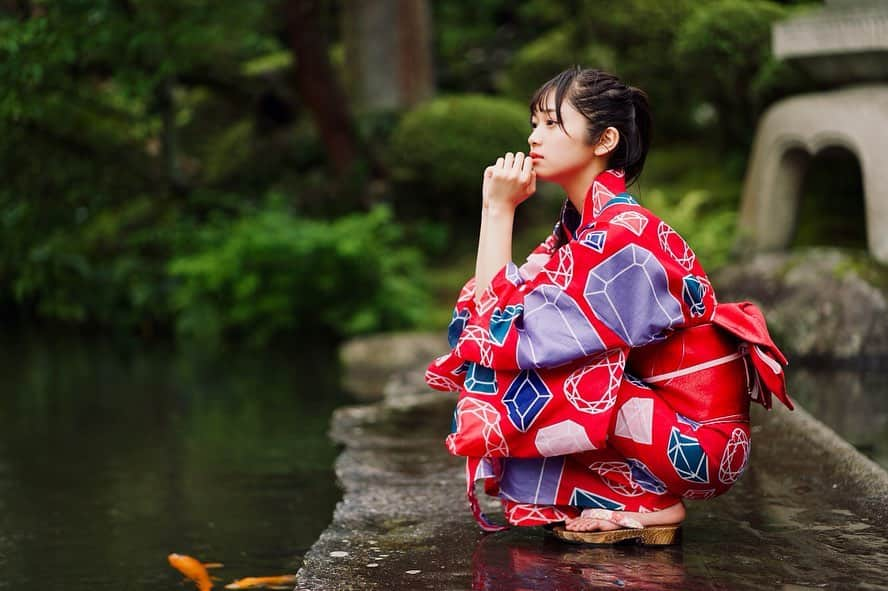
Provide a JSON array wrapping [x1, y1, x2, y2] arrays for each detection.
[[424, 276, 478, 393], [452, 219, 691, 370], [426, 231, 560, 393]]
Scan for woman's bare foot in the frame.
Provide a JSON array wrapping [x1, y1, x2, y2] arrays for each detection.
[[563, 501, 685, 532]]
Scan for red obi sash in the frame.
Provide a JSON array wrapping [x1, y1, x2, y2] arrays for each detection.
[[630, 300, 791, 416]]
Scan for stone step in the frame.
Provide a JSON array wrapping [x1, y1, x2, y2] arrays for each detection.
[[297, 349, 888, 590]]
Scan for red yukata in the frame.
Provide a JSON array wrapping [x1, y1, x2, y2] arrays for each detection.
[[425, 168, 792, 531]]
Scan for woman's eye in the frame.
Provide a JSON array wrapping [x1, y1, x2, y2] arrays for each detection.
[[546, 119, 557, 126]]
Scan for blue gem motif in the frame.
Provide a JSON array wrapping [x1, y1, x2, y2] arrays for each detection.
[[489, 304, 523, 345], [448, 308, 470, 348], [450, 407, 458, 434], [464, 362, 497, 394], [667, 427, 710, 483], [579, 230, 608, 253], [503, 370, 553, 432], [626, 458, 668, 494], [682, 275, 708, 318], [570, 488, 625, 510], [600, 192, 638, 211]]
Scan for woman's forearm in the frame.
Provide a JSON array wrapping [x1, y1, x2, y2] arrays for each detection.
[[474, 203, 515, 304]]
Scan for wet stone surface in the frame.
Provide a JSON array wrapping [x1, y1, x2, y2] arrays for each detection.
[[297, 370, 888, 590]]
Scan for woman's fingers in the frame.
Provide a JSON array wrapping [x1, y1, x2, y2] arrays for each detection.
[[519, 153, 533, 183], [503, 152, 515, 169]]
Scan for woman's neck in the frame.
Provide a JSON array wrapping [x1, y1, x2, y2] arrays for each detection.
[[562, 160, 608, 214]]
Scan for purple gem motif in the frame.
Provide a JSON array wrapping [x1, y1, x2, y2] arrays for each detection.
[[583, 244, 683, 346], [499, 457, 565, 505], [516, 285, 605, 368]]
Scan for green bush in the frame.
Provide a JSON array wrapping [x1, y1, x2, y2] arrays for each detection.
[[1, 190, 179, 332], [168, 203, 430, 345], [644, 189, 737, 271], [388, 94, 530, 222]]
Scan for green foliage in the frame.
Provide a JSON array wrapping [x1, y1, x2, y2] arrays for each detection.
[[636, 142, 745, 270], [168, 204, 430, 346], [497, 27, 616, 102], [0, 191, 180, 331], [572, 0, 709, 139], [674, 0, 802, 149], [388, 94, 529, 221], [644, 189, 737, 271]]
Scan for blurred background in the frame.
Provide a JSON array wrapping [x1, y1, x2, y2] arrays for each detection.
[[1, 0, 836, 344], [1, 0, 875, 588]]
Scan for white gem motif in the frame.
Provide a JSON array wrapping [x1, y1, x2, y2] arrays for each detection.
[[613, 398, 654, 444], [476, 283, 498, 315], [591, 180, 616, 217], [457, 278, 476, 303], [563, 350, 625, 415], [504, 502, 572, 526], [534, 420, 595, 456], [589, 461, 645, 497], [682, 488, 716, 500], [456, 325, 494, 367], [657, 221, 696, 271], [544, 246, 574, 290], [610, 211, 649, 236], [424, 369, 460, 392], [447, 397, 509, 456], [719, 428, 750, 484]]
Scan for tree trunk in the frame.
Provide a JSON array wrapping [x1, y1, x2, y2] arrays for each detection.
[[341, 0, 434, 110], [285, 0, 360, 177]]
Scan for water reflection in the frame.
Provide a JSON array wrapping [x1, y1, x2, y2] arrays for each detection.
[[788, 366, 888, 468], [0, 333, 350, 589], [470, 529, 706, 590]]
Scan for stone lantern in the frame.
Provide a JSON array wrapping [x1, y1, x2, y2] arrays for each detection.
[[737, 0, 888, 262]]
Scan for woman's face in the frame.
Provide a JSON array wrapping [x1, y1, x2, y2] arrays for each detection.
[[528, 93, 598, 182]]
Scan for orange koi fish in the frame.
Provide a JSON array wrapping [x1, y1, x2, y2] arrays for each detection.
[[168, 553, 225, 591], [224, 575, 299, 589]]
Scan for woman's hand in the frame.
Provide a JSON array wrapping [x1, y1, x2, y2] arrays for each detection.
[[482, 152, 536, 211]]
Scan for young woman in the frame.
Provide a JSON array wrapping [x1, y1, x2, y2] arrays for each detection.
[[425, 67, 791, 544]]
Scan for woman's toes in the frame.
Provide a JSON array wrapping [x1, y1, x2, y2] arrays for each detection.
[[564, 517, 623, 532]]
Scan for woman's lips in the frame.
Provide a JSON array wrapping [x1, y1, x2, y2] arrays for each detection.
[[530, 152, 543, 159]]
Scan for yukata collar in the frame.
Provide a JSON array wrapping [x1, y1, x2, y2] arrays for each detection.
[[558, 168, 628, 241]]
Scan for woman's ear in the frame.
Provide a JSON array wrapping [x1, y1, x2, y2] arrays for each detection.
[[594, 127, 620, 156]]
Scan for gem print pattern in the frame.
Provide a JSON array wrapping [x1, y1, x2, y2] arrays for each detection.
[[426, 169, 791, 530]]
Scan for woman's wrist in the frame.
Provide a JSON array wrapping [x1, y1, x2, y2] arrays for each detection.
[[482, 199, 516, 219]]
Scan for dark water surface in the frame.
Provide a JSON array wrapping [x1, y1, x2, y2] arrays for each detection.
[[0, 333, 351, 589], [788, 365, 888, 469]]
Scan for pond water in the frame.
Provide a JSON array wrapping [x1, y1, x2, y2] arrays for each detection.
[[0, 333, 352, 589], [788, 365, 888, 470]]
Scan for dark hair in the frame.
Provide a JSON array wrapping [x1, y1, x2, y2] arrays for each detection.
[[529, 66, 652, 186]]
